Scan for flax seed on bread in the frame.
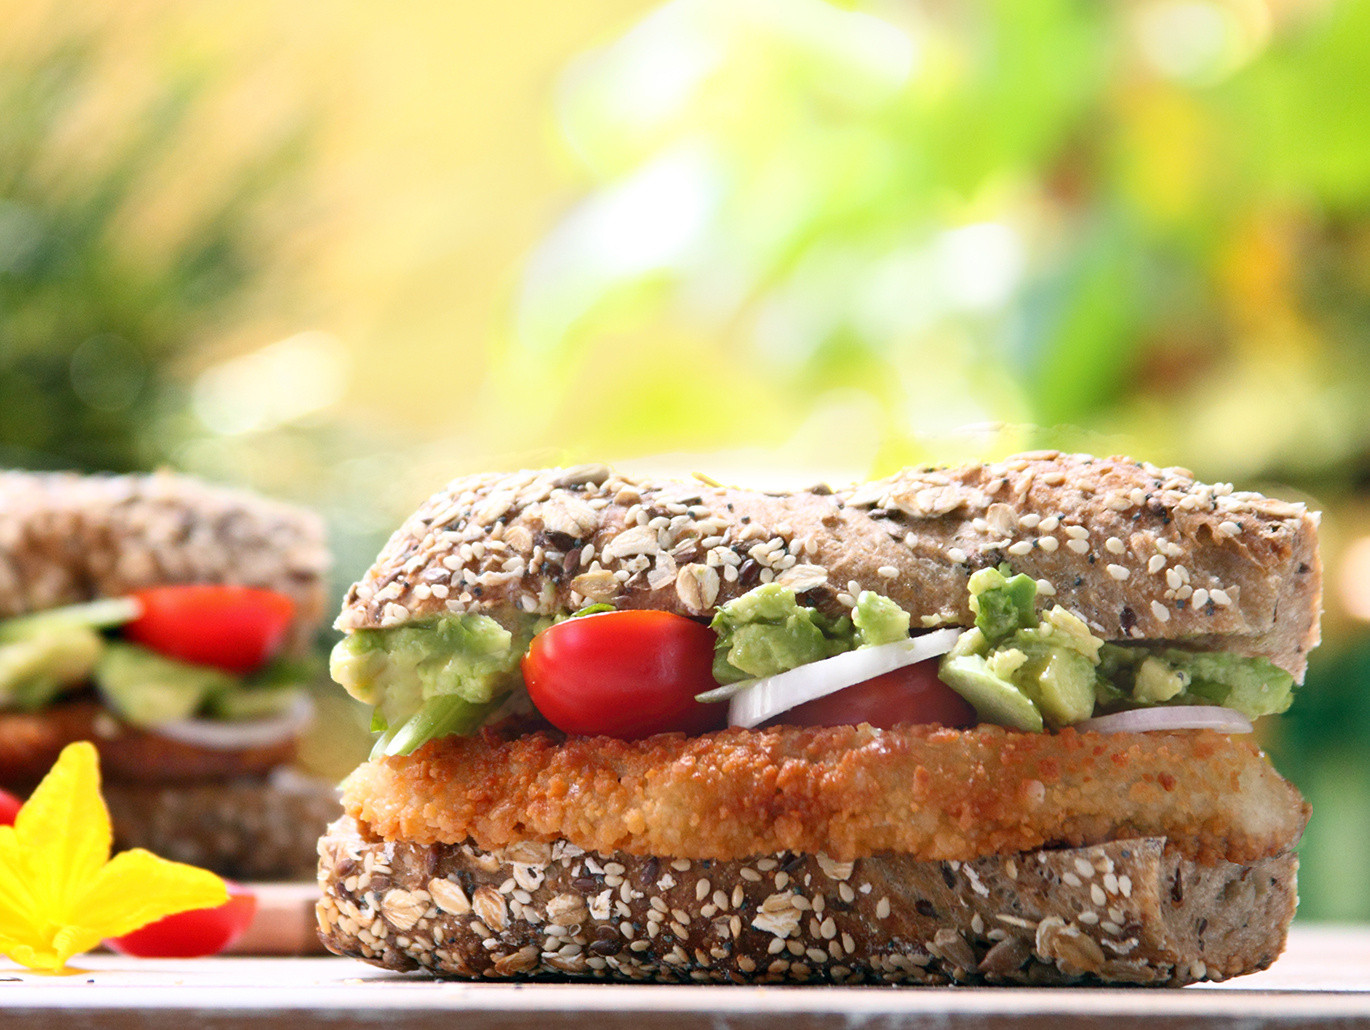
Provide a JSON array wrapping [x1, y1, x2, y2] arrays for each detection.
[[337, 452, 1319, 678]]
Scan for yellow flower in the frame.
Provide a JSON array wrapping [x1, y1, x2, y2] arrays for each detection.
[[0, 741, 227, 973]]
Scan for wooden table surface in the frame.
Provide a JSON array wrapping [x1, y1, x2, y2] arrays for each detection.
[[0, 924, 1366, 1029]]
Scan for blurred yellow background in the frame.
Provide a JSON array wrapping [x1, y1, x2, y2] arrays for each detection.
[[4, 0, 1370, 920]]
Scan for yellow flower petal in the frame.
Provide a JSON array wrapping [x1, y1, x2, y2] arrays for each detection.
[[0, 740, 227, 973], [13, 742, 111, 919], [73, 848, 226, 940], [0, 826, 46, 931], [50, 925, 102, 972], [0, 939, 59, 974]]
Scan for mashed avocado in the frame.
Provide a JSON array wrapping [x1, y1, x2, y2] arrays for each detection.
[[709, 584, 910, 684], [1095, 644, 1293, 717], [937, 565, 1295, 729], [939, 568, 1099, 730], [329, 613, 537, 757]]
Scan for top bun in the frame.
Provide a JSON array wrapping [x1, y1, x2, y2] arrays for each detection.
[[337, 452, 1320, 679], [0, 469, 330, 649]]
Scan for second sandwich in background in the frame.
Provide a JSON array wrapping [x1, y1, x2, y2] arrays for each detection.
[[0, 469, 338, 880]]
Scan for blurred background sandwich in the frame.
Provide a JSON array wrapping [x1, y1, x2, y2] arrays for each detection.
[[0, 469, 338, 880]]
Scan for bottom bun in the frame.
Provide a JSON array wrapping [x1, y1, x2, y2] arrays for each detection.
[[108, 769, 341, 881], [316, 815, 1296, 985]]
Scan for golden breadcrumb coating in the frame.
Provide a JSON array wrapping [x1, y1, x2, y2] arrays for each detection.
[[341, 722, 1307, 865]]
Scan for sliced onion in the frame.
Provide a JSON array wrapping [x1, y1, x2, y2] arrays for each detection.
[[152, 693, 315, 750], [727, 628, 963, 729], [1075, 705, 1253, 735]]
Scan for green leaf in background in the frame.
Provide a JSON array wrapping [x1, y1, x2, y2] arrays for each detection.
[[1013, 207, 1143, 426], [0, 20, 312, 473]]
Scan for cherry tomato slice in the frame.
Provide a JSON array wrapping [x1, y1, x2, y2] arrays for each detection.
[[522, 610, 725, 739], [0, 788, 22, 826], [124, 586, 297, 675], [105, 882, 257, 958], [764, 659, 976, 730]]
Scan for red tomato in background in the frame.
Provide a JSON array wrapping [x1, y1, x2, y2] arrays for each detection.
[[106, 882, 257, 958], [0, 788, 22, 826], [522, 610, 725, 739], [765, 659, 976, 730], [124, 586, 296, 674]]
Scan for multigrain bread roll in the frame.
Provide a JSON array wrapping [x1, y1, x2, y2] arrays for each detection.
[[317, 452, 1318, 984], [0, 469, 337, 879]]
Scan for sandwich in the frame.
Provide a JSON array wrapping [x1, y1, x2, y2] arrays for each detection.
[[316, 452, 1317, 985], [0, 469, 336, 879]]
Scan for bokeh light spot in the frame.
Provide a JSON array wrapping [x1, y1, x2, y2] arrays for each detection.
[[193, 331, 349, 436]]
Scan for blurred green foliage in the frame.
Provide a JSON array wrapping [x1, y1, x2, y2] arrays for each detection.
[[510, 0, 1370, 486], [0, 23, 310, 473]]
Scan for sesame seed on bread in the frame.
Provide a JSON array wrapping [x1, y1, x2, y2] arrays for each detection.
[[336, 452, 1320, 679]]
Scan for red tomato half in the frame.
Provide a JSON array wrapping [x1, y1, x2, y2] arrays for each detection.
[[106, 882, 257, 959], [124, 585, 296, 674], [765, 659, 977, 730], [0, 788, 22, 826], [522, 610, 725, 739]]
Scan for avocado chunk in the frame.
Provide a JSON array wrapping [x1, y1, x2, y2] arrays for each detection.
[[330, 612, 534, 756], [1027, 647, 1097, 727], [967, 566, 1038, 644], [0, 625, 104, 711], [1133, 656, 1187, 703], [851, 591, 911, 646], [937, 569, 1103, 730], [709, 583, 856, 684], [95, 642, 237, 727], [1095, 644, 1293, 719], [939, 652, 1044, 732]]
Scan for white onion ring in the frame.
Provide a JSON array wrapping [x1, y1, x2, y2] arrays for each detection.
[[726, 628, 964, 729], [152, 693, 315, 751], [1075, 705, 1253, 735]]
